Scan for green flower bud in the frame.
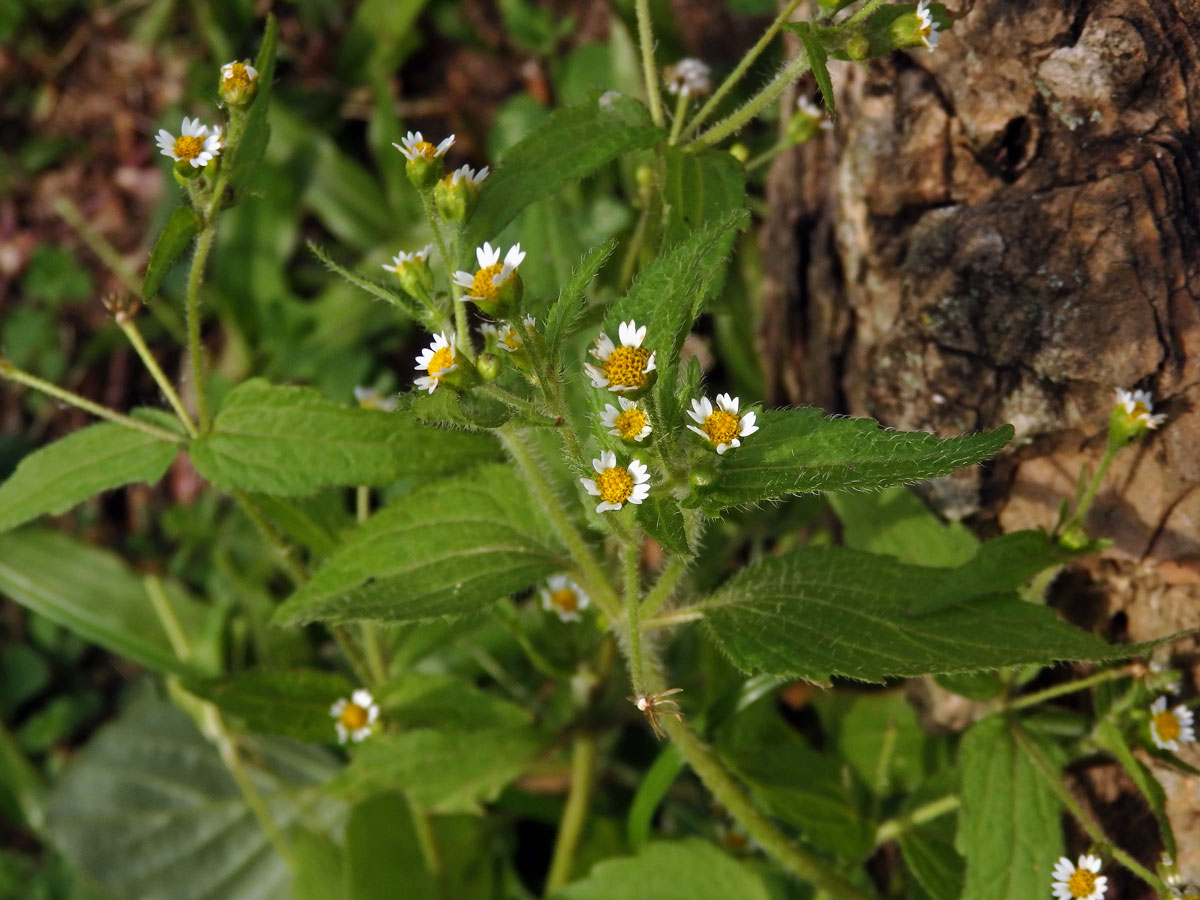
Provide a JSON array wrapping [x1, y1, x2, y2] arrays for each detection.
[[381, 245, 435, 301], [729, 143, 750, 164], [434, 164, 488, 222], [689, 465, 717, 489], [476, 352, 503, 382], [845, 34, 872, 60], [219, 61, 259, 108], [393, 131, 455, 191]]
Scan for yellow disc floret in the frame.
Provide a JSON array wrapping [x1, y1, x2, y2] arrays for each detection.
[[1066, 870, 1096, 899], [703, 409, 741, 445], [596, 466, 634, 505], [173, 135, 204, 162], [471, 263, 505, 301], [338, 702, 369, 732], [1153, 709, 1181, 743], [615, 406, 648, 440], [223, 62, 252, 90], [550, 588, 579, 613], [412, 140, 438, 160], [603, 346, 652, 389], [427, 345, 455, 378]]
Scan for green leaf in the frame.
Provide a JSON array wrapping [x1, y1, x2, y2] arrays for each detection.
[[228, 14, 278, 197], [636, 494, 690, 556], [1093, 720, 1175, 857], [274, 465, 564, 625], [186, 669, 355, 743], [307, 242, 422, 321], [898, 794, 963, 900], [291, 828, 344, 900], [544, 239, 616, 361], [917, 531, 1074, 614], [551, 839, 772, 900], [0, 422, 178, 533], [329, 727, 544, 813], [816, 690, 942, 795], [956, 718, 1062, 900], [141, 206, 200, 299], [0, 529, 206, 678], [344, 794, 436, 900], [793, 23, 835, 116], [45, 699, 343, 900], [378, 672, 531, 730], [829, 486, 979, 567], [188, 378, 498, 496], [661, 147, 746, 247], [691, 410, 1013, 515], [703, 546, 1142, 683], [464, 94, 662, 250], [626, 746, 683, 850]]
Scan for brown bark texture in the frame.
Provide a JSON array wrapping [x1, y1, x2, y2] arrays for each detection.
[[760, 0, 1200, 872]]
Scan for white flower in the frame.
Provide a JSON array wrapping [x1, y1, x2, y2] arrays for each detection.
[[796, 96, 833, 130], [155, 116, 223, 168], [686, 393, 759, 454], [483, 314, 536, 352], [330, 689, 380, 744], [381, 244, 432, 274], [448, 164, 489, 186], [666, 58, 711, 97], [393, 131, 455, 161], [600, 397, 652, 442], [414, 332, 458, 393], [584, 320, 657, 392], [353, 386, 399, 412], [540, 574, 591, 622], [220, 60, 258, 86], [1115, 387, 1168, 429], [580, 450, 651, 513], [1150, 696, 1196, 752], [1051, 855, 1107, 900], [916, 0, 940, 50], [452, 242, 526, 305]]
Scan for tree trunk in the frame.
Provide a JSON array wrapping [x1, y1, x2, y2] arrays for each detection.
[[762, 0, 1200, 879]]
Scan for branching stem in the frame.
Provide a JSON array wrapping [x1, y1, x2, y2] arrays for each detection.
[[118, 318, 198, 438], [688, 51, 813, 151]]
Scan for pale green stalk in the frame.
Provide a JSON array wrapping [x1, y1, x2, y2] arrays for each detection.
[[640, 556, 688, 618], [666, 89, 690, 146], [1058, 445, 1119, 537], [479, 383, 558, 422], [0, 361, 184, 443], [422, 195, 471, 359], [999, 665, 1132, 714], [544, 733, 599, 894], [185, 224, 217, 430], [356, 485, 389, 686], [623, 537, 646, 696], [408, 796, 445, 893], [688, 52, 813, 151], [844, 0, 889, 26], [873, 794, 960, 846], [642, 607, 703, 631], [118, 318, 199, 437], [635, 0, 665, 126]]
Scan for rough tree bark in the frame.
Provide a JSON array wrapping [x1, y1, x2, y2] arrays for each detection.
[[760, 0, 1200, 885]]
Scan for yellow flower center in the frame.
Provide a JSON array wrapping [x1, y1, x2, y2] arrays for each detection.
[[550, 588, 579, 613], [596, 466, 634, 505], [339, 702, 369, 732], [603, 346, 651, 389], [703, 409, 741, 445], [173, 134, 204, 161], [499, 326, 521, 350], [223, 62, 251, 89], [1154, 709, 1181, 742], [1131, 400, 1150, 418], [1067, 869, 1096, 898], [614, 406, 648, 440], [471, 263, 506, 301], [413, 140, 438, 160], [426, 346, 455, 378]]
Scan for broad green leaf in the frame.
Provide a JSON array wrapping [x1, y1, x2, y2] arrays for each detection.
[[45, 699, 343, 900], [956, 718, 1062, 900], [464, 94, 662, 251], [0, 422, 178, 533], [274, 465, 564, 625], [188, 378, 498, 496], [329, 727, 544, 814], [291, 828, 344, 900], [1094, 720, 1175, 857], [552, 839, 772, 900], [0, 529, 207, 677], [898, 799, 962, 900], [917, 530, 1074, 613], [378, 672, 531, 730], [816, 690, 942, 795], [703, 546, 1141, 683], [186, 669, 354, 743], [690, 410, 1014, 515], [661, 147, 746, 247], [141, 205, 200, 299], [792, 23, 835, 116], [344, 794, 435, 900], [544, 239, 616, 361], [636, 494, 690, 556], [228, 14, 278, 197], [829, 486, 978, 567]]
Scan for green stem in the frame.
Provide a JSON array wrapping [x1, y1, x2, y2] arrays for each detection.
[[0, 361, 184, 443], [623, 537, 645, 696], [1059, 445, 1118, 536], [746, 140, 790, 173], [408, 795, 445, 893], [234, 491, 307, 586], [844, 0, 889, 26], [873, 794, 960, 846], [544, 732, 598, 894], [640, 556, 688, 618], [478, 383, 557, 423], [145, 575, 192, 660], [635, 0, 665, 126], [666, 89, 690, 146], [681, 0, 805, 141], [687, 51, 813, 151], [498, 426, 621, 621], [423, 195, 471, 360], [1012, 725, 1164, 893], [185, 224, 217, 431], [642, 607, 703, 631], [356, 486, 389, 686], [118, 318, 199, 437], [999, 665, 1132, 714]]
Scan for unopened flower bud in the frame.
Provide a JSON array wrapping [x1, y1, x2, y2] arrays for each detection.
[[434, 164, 488, 222], [729, 143, 750, 164], [219, 60, 259, 108], [476, 352, 503, 381]]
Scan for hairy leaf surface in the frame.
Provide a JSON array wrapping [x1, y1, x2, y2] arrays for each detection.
[[141, 206, 201, 299], [186, 669, 354, 743]]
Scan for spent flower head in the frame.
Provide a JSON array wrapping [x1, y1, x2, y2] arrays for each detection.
[[601, 397, 652, 443], [686, 393, 758, 454], [1051, 855, 1107, 900], [155, 116, 223, 170], [414, 332, 458, 394], [585, 320, 657, 393], [580, 450, 650, 513], [453, 242, 526, 314], [330, 689, 380, 744], [219, 60, 259, 106], [1150, 696, 1195, 752], [666, 58, 712, 97], [540, 574, 591, 622]]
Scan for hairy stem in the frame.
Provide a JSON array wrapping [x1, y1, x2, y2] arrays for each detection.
[[356, 486, 389, 686], [185, 224, 217, 431], [423, 196, 471, 359], [999, 665, 1132, 714], [1059, 445, 1118, 537], [873, 794, 960, 846], [666, 89, 690, 146], [635, 0, 664, 126], [118, 318, 199, 438], [640, 556, 688, 618], [844, 0, 889, 26], [544, 732, 598, 894], [624, 537, 646, 696], [408, 796, 445, 893], [687, 51, 813, 151], [479, 383, 558, 423]]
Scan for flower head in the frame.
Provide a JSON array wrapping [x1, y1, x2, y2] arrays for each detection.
[[155, 116, 223, 169], [481, 315, 536, 353], [916, 0, 940, 50], [540, 574, 591, 622], [382, 245, 432, 273], [580, 450, 650, 513], [686, 393, 758, 454], [666, 58, 711, 97], [787, 96, 833, 144], [1150, 696, 1196, 752], [585, 321, 657, 393], [452, 242, 526, 313], [1051, 855, 1107, 900], [414, 332, 458, 393], [601, 397, 652, 442], [330, 689, 380, 744], [353, 385, 399, 412], [393, 131, 455, 162], [1115, 388, 1168, 429], [219, 60, 259, 106], [436, 165, 489, 221], [382, 244, 435, 298], [448, 164, 488, 187]]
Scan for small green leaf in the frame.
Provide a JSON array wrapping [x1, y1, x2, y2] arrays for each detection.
[[344, 794, 436, 900], [274, 465, 564, 625], [1094, 720, 1175, 858], [0, 421, 178, 534], [636, 494, 690, 556], [793, 22, 835, 116], [544, 239, 616, 361], [329, 727, 545, 813], [186, 669, 354, 743], [661, 148, 746, 247], [141, 206, 201, 299], [464, 94, 662, 252], [703, 545, 1144, 683], [188, 378, 499, 496], [378, 672, 531, 730], [551, 839, 772, 900], [956, 718, 1062, 900], [692, 410, 1013, 515], [292, 828, 344, 900], [829, 486, 979, 567], [228, 14, 278, 197]]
